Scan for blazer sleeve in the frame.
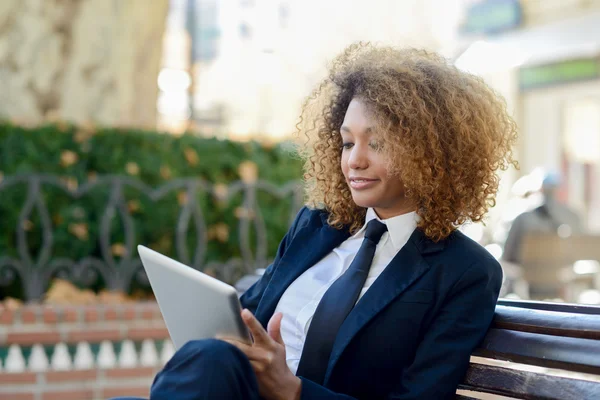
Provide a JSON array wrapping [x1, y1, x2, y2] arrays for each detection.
[[239, 206, 308, 314], [298, 259, 502, 400]]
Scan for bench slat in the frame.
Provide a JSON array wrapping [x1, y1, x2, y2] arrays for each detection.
[[475, 329, 600, 374], [454, 394, 478, 400], [458, 363, 600, 400], [497, 299, 600, 315], [494, 305, 600, 340]]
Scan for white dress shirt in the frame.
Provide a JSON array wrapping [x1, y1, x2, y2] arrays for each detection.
[[274, 208, 418, 374]]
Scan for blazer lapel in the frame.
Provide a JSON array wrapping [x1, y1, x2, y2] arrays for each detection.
[[324, 229, 443, 384], [254, 214, 351, 327]]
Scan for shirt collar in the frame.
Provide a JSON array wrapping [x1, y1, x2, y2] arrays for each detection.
[[354, 208, 418, 251]]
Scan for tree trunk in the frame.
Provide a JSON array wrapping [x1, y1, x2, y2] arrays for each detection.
[[0, 0, 169, 128]]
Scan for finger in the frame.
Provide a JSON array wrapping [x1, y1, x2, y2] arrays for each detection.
[[267, 312, 284, 345], [241, 309, 270, 345]]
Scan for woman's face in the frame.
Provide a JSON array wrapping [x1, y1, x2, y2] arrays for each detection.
[[340, 98, 414, 219]]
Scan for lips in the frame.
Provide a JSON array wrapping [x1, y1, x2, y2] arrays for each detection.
[[349, 177, 379, 190]]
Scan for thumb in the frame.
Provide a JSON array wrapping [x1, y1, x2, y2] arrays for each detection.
[[267, 312, 284, 344]]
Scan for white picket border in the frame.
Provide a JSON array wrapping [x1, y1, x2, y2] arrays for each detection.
[[51, 342, 72, 370], [140, 339, 159, 367], [29, 344, 49, 372], [74, 341, 95, 370], [1, 339, 176, 373], [6, 344, 26, 372]]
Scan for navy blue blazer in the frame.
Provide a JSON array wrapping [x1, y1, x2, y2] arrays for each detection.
[[240, 207, 502, 400]]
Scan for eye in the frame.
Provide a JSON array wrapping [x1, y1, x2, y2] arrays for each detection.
[[341, 142, 354, 150], [369, 141, 383, 151]]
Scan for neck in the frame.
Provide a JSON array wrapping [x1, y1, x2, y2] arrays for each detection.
[[373, 206, 416, 220]]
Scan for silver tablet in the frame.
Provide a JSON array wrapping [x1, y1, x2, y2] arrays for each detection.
[[138, 245, 251, 350]]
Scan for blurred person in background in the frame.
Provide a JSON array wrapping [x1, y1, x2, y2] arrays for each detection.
[[140, 43, 518, 400], [503, 172, 583, 265]]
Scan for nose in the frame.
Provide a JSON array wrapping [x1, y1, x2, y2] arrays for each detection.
[[347, 143, 369, 170]]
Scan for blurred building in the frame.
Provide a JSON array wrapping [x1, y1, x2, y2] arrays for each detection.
[[452, 0, 600, 235], [158, 0, 600, 239], [159, 0, 468, 140]]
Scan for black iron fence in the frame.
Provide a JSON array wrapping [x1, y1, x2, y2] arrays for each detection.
[[0, 174, 303, 301]]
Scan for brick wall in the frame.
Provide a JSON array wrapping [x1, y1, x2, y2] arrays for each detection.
[[0, 302, 170, 400], [0, 366, 158, 400], [0, 303, 168, 346]]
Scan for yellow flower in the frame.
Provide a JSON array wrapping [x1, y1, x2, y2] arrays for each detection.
[[261, 138, 276, 150], [152, 236, 173, 253], [213, 183, 228, 201], [60, 151, 78, 167], [61, 177, 78, 191], [22, 220, 33, 231], [238, 160, 258, 183], [235, 207, 255, 220], [68, 223, 89, 240], [128, 200, 141, 213], [80, 120, 97, 134], [126, 162, 140, 176], [160, 165, 172, 179], [184, 148, 199, 166], [56, 121, 69, 133], [111, 243, 127, 257], [73, 130, 93, 144], [213, 223, 230, 243], [177, 191, 188, 205]]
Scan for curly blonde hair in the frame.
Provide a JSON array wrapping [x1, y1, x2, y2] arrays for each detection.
[[297, 43, 518, 241]]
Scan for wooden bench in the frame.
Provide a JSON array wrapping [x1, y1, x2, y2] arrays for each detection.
[[102, 297, 600, 400], [238, 274, 600, 399], [458, 298, 600, 399]]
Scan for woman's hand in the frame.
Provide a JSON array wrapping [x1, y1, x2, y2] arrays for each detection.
[[219, 309, 302, 400]]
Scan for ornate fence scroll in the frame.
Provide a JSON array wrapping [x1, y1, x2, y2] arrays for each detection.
[[0, 175, 303, 301]]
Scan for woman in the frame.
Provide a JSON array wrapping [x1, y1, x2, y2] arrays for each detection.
[[149, 43, 518, 400]]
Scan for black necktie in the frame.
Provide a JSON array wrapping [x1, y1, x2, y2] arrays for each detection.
[[296, 219, 388, 384]]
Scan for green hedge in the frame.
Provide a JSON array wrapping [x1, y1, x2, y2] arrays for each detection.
[[0, 122, 304, 299]]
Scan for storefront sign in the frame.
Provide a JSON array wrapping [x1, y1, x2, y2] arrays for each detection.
[[519, 58, 600, 91], [460, 0, 523, 35]]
